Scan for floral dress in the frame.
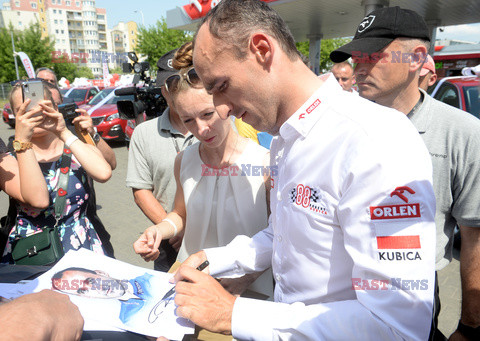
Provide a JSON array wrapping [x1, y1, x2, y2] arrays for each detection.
[[2, 152, 104, 263]]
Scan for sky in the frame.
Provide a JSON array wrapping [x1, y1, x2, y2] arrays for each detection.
[[95, 0, 189, 28]]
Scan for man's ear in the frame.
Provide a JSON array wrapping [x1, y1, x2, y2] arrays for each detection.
[[249, 33, 273, 67], [411, 46, 428, 73]]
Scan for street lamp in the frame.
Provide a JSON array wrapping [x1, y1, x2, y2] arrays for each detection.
[[134, 10, 145, 26]]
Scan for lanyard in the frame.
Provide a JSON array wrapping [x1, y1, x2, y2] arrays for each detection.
[[408, 92, 424, 116]]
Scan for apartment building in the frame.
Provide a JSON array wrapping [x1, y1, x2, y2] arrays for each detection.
[[0, 0, 135, 76]]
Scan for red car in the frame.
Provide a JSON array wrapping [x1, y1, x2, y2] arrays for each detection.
[[428, 76, 480, 118], [80, 87, 134, 141], [2, 103, 14, 128], [63, 86, 101, 106]]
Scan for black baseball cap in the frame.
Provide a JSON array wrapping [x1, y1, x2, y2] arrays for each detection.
[[330, 7, 430, 63], [156, 49, 178, 86]]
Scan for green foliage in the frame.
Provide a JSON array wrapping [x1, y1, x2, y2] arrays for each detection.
[[136, 18, 192, 69], [109, 66, 123, 75], [296, 37, 352, 73], [0, 23, 55, 83], [53, 55, 77, 82], [75, 66, 94, 79]]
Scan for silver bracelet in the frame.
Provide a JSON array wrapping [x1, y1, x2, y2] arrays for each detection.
[[162, 218, 178, 237], [64, 135, 79, 148]]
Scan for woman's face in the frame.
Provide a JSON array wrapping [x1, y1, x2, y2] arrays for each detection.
[[175, 87, 230, 148]]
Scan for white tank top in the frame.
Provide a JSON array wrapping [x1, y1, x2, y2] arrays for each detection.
[[178, 140, 273, 297]]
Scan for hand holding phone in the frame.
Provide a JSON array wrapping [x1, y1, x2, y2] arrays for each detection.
[[21, 80, 45, 113]]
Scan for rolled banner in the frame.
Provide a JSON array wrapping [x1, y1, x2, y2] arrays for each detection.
[[102, 55, 110, 88], [16, 51, 35, 78]]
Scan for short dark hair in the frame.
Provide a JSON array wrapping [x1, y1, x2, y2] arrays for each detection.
[[51, 267, 97, 281], [196, 0, 300, 61]]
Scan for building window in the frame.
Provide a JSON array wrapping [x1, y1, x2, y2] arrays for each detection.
[[31, 2, 37, 9], [17, 11, 20, 16], [53, 9, 56, 13], [54, 19, 58, 24], [52, 0, 55, 4], [58, 0, 62, 4], [59, 10, 62, 14], [61, 30, 64, 34], [56, 29, 59, 33], [15, 1, 20, 7], [66, 0, 70, 5], [60, 20, 63, 24], [62, 39, 65, 43], [18, 21, 22, 26], [76, 1, 79, 6]]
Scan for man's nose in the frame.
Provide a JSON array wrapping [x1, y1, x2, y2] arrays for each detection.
[[213, 94, 232, 120]]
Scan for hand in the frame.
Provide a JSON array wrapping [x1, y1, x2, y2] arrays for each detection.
[[449, 330, 469, 341], [14, 98, 45, 142], [174, 264, 236, 335], [0, 290, 84, 341], [72, 109, 95, 135], [172, 251, 209, 277], [38, 100, 68, 138], [133, 225, 162, 262], [169, 229, 184, 252]]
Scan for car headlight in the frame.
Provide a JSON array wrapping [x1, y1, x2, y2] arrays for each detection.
[[106, 113, 120, 121]]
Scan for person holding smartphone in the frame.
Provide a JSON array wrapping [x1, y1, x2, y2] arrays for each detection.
[[1, 80, 112, 262]]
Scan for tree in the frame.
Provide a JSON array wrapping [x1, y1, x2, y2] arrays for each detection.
[[0, 23, 54, 83], [75, 66, 94, 79], [53, 55, 77, 82], [296, 37, 352, 73], [136, 18, 192, 69]]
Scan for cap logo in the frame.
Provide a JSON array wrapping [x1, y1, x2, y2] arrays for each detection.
[[358, 15, 375, 33], [167, 59, 173, 69]]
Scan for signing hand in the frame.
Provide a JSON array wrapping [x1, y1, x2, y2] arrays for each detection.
[[72, 108, 95, 135], [133, 225, 162, 262], [14, 98, 45, 142], [174, 264, 236, 335]]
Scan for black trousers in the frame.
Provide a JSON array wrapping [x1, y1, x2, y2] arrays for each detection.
[[429, 272, 447, 341]]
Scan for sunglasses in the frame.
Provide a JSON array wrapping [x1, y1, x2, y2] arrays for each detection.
[[10, 78, 46, 87], [164, 67, 202, 93]]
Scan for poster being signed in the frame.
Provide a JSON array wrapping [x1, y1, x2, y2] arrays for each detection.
[[30, 249, 194, 339]]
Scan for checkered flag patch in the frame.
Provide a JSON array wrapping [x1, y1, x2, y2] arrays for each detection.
[[310, 188, 320, 203], [289, 188, 297, 203]]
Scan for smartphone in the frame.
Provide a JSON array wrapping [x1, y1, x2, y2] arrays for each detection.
[[22, 80, 45, 112]]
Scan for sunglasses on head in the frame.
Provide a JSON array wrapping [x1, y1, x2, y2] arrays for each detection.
[[164, 67, 202, 93]]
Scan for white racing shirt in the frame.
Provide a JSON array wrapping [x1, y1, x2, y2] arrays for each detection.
[[205, 76, 436, 340]]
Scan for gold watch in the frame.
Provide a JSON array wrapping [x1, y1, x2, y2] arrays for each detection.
[[12, 140, 33, 152]]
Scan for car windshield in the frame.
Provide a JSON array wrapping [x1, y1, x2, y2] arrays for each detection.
[[64, 88, 88, 102], [88, 88, 115, 105], [463, 86, 480, 118], [60, 89, 69, 96]]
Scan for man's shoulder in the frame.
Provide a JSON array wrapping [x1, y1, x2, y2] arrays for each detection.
[[424, 95, 480, 132]]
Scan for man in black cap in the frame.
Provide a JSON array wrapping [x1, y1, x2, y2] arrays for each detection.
[[126, 49, 196, 271], [332, 7, 480, 341]]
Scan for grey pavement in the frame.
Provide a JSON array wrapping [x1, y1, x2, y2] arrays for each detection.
[[0, 121, 461, 336]]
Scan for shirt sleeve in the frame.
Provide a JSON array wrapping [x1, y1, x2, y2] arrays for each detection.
[[126, 126, 153, 190], [229, 132, 436, 340], [205, 217, 274, 278]]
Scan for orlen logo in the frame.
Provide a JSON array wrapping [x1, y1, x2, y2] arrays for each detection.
[[370, 203, 420, 220], [299, 98, 321, 120]]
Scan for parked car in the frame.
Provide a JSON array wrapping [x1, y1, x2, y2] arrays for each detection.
[[80, 87, 134, 142], [428, 76, 480, 118], [2, 103, 14, 128], [63, 86, 100, 106]]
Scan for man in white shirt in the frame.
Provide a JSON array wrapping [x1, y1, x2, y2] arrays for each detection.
[[167, 0, 436, 339], [331, 62, 356, 93]]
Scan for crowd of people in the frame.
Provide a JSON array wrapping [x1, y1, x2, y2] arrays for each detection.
[[1, 0, 480, 340]]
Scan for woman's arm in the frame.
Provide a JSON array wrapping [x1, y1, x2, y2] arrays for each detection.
[[133, 152, 187, 261], [72, 109, 117, 170], [0, 99, 49, 208], [39, 101, 112, 183]]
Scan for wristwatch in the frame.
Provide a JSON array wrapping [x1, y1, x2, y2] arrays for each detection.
[[12, 140, 33, 152], [457, 320, 480, 340], [92, 132, 101, 144]]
